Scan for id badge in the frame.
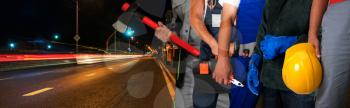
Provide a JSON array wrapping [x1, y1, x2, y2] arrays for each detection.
[[212, 14, 221, 27]]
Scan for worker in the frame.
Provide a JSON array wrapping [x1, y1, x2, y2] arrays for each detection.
[[156, 0, 240, 107], [308, 0, 350, 107], [155, 0, 233, 107], [214, 0, 265, 107], [232, 0, 316, 107], [190, 0, 242, 107]]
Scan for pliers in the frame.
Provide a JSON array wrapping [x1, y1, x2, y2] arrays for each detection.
[[231, 79, 244, 87]]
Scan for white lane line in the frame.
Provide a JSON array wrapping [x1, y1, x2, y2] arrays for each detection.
[[22, 87, 53, 97], [0, 77, 13, 81], [157, 61, 175, 102]]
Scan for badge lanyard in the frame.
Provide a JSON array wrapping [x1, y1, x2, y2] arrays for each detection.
[[207, 0, 221, 28]]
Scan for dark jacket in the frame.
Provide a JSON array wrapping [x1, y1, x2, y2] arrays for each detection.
[[254, 0, 312, 90]]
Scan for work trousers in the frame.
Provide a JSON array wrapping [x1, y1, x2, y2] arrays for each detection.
[[263, 87, 315, 108], [316, 1, 350, 108]]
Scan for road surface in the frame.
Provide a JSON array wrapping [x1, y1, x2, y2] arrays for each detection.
[[0, 57, 174, 108]]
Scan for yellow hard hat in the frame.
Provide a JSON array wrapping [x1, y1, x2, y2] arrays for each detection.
[[282, 43, 323, 94]]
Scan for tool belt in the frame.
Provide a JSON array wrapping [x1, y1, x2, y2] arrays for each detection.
[[192, 59, 231, 93]]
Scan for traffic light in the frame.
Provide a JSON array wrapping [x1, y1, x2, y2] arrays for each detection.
[[125, 28, 134, 37], [9, 43, 15, 49]]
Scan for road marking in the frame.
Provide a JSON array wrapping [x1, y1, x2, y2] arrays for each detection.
[[107, 67, 113, 70], [22, 87, 53, 97], [86, 73, 96, 77], [159, 62, 176, 83], [157, 61, 175, 102], [0, 77, 13, 81]]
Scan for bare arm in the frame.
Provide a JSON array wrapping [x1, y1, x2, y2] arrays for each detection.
[[308, 0, 329, 57], [213, 3, 238, 85], [309, 0, 328, 37], [190, 0, 217, 52], [217, 4, 238, 57]]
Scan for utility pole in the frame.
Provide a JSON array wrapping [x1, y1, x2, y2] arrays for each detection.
[[74, 0, 80, 53]]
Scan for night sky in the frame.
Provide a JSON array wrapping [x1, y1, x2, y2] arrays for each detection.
[[0, 0, 170, 51]]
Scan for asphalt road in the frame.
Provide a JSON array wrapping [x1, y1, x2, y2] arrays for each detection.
[[0, 57, 174, 108]]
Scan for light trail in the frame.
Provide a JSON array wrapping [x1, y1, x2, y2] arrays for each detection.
[[0, 54, 144, 63]]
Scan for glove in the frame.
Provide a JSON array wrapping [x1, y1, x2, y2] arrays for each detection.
[[247, 53, 262, 95], [260, 35, 297, 60]]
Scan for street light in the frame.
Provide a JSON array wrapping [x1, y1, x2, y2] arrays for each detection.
[[47, 44, 52, 49], [74, 0, 80, 54], [9, 43, 15, 49], [54, 35, 59, 40]]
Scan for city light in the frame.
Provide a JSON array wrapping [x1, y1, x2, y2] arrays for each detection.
[[9, 43, 15, 49], [47, 45, 52, 49], [54, 35, 59, 40]]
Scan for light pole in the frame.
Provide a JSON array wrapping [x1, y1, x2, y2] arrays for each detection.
[[74, 0, 80, 53], [128, 36, 134, 52], [114, 30, 117, 54], [105, 31, 118, 54], [128, 38, 131, 51]]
